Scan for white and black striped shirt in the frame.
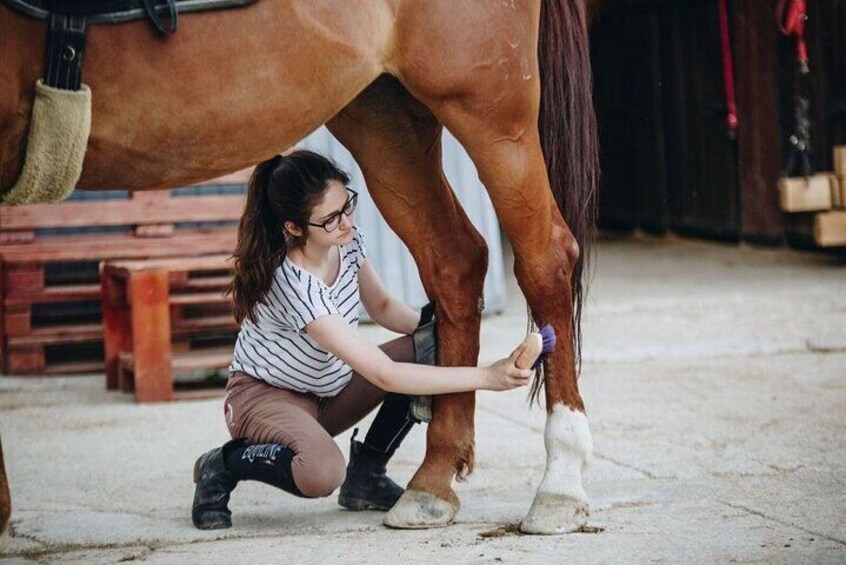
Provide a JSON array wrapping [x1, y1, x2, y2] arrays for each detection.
[[229, 225, 367, 397]]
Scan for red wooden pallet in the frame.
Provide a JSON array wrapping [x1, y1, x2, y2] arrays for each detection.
[[101, 254, 236, 402], [0, 170, 250, 375]]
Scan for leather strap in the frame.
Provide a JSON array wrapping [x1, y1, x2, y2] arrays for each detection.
[[142, 0, 179, 34], [44, 12, 87, 90]]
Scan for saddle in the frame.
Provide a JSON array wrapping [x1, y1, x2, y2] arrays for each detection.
[[1, 0, 258, 89]]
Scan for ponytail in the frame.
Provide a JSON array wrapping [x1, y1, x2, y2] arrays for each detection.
[[227, 156, 287, 324], [226, 150, 350, 325]]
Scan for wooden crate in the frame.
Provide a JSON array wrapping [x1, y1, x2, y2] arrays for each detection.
[[0, 171, 250, 375], [814, 211, 846, 247], [778, 174, 836, 212], [835, 146, 846, 178], [100, 255, 237, 401]]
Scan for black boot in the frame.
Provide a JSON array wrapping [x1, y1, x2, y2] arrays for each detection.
[[338, 433, 405, 511], [191, 439, 241, 530]]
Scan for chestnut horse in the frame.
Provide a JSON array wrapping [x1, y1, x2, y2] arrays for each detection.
[[0, 0, 598, 533]]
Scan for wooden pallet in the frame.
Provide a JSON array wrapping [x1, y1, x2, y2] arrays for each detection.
[[101, 254, 237, 402], [0, 171, 250, 375]]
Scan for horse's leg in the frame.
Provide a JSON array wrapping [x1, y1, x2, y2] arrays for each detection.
[[326, 75, 487, 528], [433, 123, 592, 534], [391, 0, 597, 531], [0, 436, 9, 542]]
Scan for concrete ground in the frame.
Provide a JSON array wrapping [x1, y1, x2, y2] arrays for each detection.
[[0, 234, 844, 564]]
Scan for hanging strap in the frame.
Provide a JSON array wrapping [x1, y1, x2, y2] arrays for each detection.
[[777, 0, 809, 74], [717, 0, 738, 136], [44, 13, 87, 90]]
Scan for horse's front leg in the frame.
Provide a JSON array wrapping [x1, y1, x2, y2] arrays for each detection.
[[327, 76, 488, 527]]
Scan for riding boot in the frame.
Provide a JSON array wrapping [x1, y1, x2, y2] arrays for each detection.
[[338, 393, 416, 511], [192, 438, 302, 529], [191, 438, 242, 530]]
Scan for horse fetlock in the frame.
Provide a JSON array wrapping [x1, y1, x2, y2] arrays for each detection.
[[521, 403, 592, 534], [382, 489, 459, 529]]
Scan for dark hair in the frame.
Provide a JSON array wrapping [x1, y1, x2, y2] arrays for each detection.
[[227, 149, 350, 324]]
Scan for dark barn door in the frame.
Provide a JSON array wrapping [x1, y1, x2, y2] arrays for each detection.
[[591, 0, 741, 240]]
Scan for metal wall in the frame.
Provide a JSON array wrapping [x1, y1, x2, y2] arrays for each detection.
[[298, 126, 507, 320]]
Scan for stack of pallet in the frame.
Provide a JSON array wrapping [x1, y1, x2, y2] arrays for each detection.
[[778, 146, 846, 247], [0, 171, 250, 375]]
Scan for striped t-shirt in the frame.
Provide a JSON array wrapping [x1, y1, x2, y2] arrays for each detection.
[[229, 225, 367, 397]]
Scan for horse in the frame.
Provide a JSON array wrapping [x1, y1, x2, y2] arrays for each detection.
[[0, 0, 599, 533]]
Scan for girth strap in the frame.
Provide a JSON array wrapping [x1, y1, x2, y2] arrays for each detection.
[[45, 12, 87, 90]]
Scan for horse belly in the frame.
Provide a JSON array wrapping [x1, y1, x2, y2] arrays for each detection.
[[2, 1, 392, 191]]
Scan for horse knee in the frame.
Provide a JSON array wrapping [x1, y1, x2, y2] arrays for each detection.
[[432, 233, 488, 310]]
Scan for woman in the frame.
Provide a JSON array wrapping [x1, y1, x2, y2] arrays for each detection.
[[192, 150, 531, 530]]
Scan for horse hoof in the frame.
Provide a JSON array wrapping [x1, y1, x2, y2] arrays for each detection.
[[519, 493, 588, 535], [383, 489, 457, 529]]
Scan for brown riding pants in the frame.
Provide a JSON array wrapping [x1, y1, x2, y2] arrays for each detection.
[[223, 334, 414, 498]]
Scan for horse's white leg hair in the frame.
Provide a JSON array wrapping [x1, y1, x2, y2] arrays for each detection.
[[520, 403, 593, 534]]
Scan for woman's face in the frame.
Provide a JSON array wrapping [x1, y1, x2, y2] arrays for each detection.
[[302, 180, 356, 247]]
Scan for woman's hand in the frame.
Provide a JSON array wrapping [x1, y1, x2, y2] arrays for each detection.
[[484, 343, 534, 391]]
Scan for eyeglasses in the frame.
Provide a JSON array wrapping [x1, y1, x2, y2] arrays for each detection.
[[307, 189, 358, 233]]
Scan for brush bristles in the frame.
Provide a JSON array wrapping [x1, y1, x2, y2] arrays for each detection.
[[538, 324, 557, 352]]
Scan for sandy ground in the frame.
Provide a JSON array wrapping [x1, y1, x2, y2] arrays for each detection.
[[0, 234, 844, 564]]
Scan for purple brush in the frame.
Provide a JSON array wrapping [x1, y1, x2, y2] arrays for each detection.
[[514, 324, 557, 370]]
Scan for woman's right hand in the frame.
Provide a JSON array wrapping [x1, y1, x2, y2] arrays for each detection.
[[484, 343, 534, 391]]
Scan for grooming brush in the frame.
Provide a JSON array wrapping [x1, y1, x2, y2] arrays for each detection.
[[514, 324, 557, 370]]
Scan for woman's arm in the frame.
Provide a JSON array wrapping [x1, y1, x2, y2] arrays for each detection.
[[358, 259, 420, 335], [305, 314, 531, 395]]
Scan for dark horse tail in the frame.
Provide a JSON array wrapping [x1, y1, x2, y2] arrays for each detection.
[[537, 0, 599, 383]]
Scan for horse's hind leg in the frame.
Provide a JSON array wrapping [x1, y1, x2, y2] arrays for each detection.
[[0, 436, 9, 543], [396, 27, 595, 532], [438, 113, 592, 534], [327, 75, 488, 528]]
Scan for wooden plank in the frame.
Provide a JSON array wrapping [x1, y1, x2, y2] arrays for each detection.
[[40, 359, 102, 375], [120, 347, 232, 375], [6, 315, 234, 348], [0, 194, 244, 232], [171, 276, 231, 292], [4, 275, 229, 305], [170, 292, 229, 306], [100, 264, 131, 390], [131, 191, 175, 238], [104, 254, 233, 275], [6, 345, 45, 373], [4, 263, 43, 294], [171, 315, 237, 333], [0, 228, 236, 262], [0, 231, 34, 244], [3, 303, 30, 337], [4, 283, 101, 305], [6, 324, 102, 346], [128, 270, 173, 402], [814, 211, 846, 247]]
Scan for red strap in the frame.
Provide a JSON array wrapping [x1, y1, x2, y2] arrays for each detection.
[[777, 0, 809, 72], [717, 0, 738, 132]]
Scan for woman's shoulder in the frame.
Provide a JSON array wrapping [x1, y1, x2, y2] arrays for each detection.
[[273, 257, 307, 290]]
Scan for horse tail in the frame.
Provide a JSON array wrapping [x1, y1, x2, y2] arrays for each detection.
[[534, 0, 599, 396]]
